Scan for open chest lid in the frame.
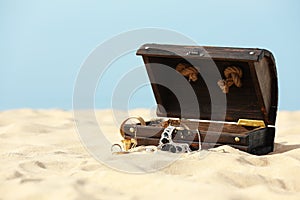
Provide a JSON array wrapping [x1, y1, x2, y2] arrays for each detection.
[[136, 43, 278, 126]]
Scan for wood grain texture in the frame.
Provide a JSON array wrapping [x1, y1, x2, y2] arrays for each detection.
[[131, 44, 278, 155], [124, 121, 274, 152], [133, 131, 274, 155], [137, 44, 263, 61], [137, 44, 278, 125]]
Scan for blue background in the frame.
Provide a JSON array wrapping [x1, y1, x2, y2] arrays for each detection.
[[1, 0, 299, 110]]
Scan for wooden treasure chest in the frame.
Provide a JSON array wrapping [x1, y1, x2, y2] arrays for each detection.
[[119, 43, 278, 155]]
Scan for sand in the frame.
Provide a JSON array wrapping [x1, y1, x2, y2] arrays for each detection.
[[0, 109, 300, 200]]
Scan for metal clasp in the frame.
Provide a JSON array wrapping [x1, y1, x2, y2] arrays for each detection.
[[187, 50, 199, 55]]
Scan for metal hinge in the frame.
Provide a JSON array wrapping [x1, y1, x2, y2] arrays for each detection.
[[237, 119, 266, 128]]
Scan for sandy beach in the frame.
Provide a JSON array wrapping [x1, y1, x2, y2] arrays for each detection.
[[0, 109, 300, 199]]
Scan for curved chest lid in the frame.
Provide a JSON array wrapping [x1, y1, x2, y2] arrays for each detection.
[[137, 43, 278, 126]]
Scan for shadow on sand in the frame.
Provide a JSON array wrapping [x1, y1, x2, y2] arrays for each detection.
[[269, 143, 300, 154]]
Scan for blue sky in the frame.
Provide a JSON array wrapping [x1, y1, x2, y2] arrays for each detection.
[[1, 0, 299, 110]]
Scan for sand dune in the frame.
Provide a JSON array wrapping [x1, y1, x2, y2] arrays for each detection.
[[0, 109, 300, 199]]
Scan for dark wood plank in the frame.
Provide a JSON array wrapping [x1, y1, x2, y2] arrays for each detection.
[[263, 51, 278, 125], [123, 121, 268, 147], [137, 44, 278, 125], [145, 56, 264, 122], [134, 134, 273, 155], [132, 43, 278, 155], [137, 43, 263, 61], [134, 137, 250, 151]]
